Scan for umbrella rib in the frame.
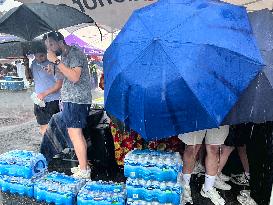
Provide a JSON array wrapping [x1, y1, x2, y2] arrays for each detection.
[[159, 5, 209, 38], [155, 41, 220, 126], [24, 6, 54, 32], [135, 13, 156, 39], [105, 40, 154, 90], [157, 40, 261, 125]]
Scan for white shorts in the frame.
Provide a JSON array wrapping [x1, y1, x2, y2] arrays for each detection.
[[178, 125, 229, 145]]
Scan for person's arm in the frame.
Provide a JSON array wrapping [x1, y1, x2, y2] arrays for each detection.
[[37, 79, 63, 100], [57, 63, 81, 83], [47, 50, 81, 83], [99, 73, 104, 90]]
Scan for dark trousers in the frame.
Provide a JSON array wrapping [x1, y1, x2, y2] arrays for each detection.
[[246, 122, 273, 205]]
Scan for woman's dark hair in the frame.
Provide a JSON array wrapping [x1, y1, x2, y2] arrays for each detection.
[[43, 31, 65, 42]]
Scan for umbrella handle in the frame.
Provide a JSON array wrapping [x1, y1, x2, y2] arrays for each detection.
[[94, 22, 102, 41]]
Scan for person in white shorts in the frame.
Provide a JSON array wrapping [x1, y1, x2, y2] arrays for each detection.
[[178, 125, 229, 205]]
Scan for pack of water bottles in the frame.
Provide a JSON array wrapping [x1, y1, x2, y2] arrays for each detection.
[[0, 175, 37, 197], [127, 199, 173, 205], [0, 150, 47, 197], [77, 180, 126, 205], [126, 178, 182, 205], [124, 150, 183, 182], [0, 150, 47, 179], [34, 172, 86, 205]]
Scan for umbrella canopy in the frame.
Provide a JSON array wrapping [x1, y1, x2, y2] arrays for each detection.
[[103, 0, 264, 140], [64, 34, 104, 56], [0, 40, 44, 59], [0, 3, 94, 40], [15, 0, 155, 31], [224, 9, 273, 124]]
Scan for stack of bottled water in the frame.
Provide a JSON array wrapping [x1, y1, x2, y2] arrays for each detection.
[[127, 199, 173, 205], [77, 180, 126, 205], [124, 150, 183, 205], [34, 171, 86, 205], [0, 150, 47, 197]]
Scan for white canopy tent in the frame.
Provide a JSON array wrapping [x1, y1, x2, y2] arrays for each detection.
[[59, 24, 119, 51], [15, 0, 273, 31]]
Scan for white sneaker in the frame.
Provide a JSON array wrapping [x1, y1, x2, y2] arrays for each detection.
[[200, 185, 225, 205], [231, 173, 249, 186], [182, 185, 193, 205], [218, 172, 230, 182], [214, 176, 232, 191], [71, 165, 91, 174], [192, 163, 205, 175], [71, 165, 80, 174], [240, 190, 251, 197], [72, 168, 91, 179], [237, 195, 257, 205]]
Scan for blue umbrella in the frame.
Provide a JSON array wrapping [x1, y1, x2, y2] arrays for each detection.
[[103, 0, 264, 140]]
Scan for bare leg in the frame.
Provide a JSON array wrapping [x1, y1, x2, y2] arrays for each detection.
[[39, 124, 48, 136], [67, 128, 88, 170], [238, 145, 249, 173], [183, 144, 201, 174], [218, 145, 235, 173], [205, 144, 220, 176]]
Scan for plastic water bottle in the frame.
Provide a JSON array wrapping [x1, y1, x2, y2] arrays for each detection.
[[30, 92, 46, 107]]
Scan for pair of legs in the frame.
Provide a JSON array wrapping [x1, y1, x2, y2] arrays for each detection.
[[218, 124, 251, 186], [61, 102, 90, 177], [179, 125, 229, 205], [218, 145, 249, 175], [183, 144, 220, 176], [34, 100, 60, 135]]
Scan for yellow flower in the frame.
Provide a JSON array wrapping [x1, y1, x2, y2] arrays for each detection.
[[111, 127, 117, 136], [114, 142, 121, 149], [136, 135, 142, 140]]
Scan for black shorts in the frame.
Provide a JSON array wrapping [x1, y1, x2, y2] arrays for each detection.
[[224, 123, 253, 147], [34, 100, 60, 125]]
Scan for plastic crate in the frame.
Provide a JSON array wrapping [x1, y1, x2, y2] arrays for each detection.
[[6, 81, 25, 91], [0, 81, 7, 90], [34, 172, 86, 205], [4, 76, 13, 81], [0, 150, 47, 179]]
